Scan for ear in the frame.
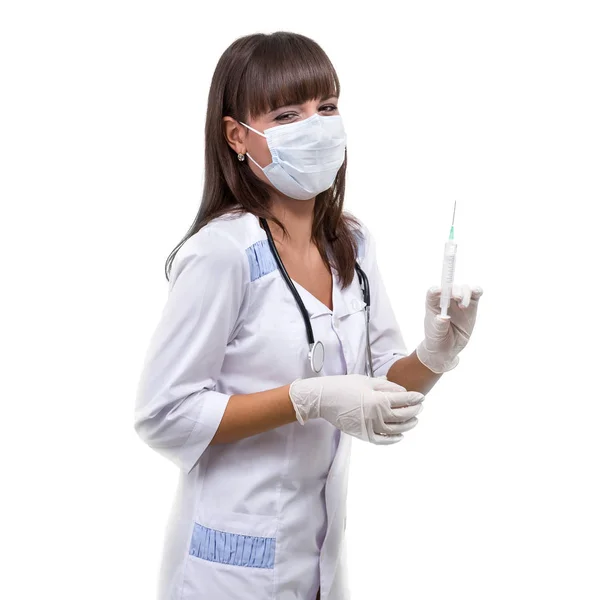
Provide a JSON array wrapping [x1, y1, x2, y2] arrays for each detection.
[[222, 116, 246, 155]]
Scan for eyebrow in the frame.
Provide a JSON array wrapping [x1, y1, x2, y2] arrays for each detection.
[[269, 95, 339, 114]]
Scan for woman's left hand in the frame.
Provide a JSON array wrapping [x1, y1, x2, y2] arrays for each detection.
[[416, 283, 484, 374]]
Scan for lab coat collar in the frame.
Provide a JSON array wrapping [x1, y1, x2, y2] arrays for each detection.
[[292, 271, 363, 321], [253, 214, 363, 321]]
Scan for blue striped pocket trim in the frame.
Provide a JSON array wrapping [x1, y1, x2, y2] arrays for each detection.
[[188, 522, 276, 569], [245, 239, 277, 282]]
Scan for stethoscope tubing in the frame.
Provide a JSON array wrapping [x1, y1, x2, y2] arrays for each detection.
[[260, 217, 374, 377], [261, 217, 315, 345]]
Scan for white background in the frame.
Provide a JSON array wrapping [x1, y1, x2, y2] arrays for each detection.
[[1, 1, 599, 598]]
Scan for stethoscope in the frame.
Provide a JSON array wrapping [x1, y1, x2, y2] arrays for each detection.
[[261, 217, 375, 376]]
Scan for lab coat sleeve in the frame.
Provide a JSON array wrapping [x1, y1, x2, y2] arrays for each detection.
[[134, 227, 249, 474], [358, 222, 410, 378]]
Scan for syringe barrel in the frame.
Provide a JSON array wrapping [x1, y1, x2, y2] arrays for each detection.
[[440, 240, 457, 301]]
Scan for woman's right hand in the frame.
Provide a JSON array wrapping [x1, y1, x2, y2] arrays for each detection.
[[288, 374, 425, 445]]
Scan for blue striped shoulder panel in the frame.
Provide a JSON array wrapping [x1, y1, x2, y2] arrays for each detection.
[[244, 229, 365, 282], [245, 239, 277, 282]]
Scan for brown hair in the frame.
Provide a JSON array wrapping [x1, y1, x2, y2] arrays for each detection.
[[165, 31, 361, 288]]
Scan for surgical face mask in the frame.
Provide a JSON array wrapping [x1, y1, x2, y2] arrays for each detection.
[[239, 113, 347, 201]]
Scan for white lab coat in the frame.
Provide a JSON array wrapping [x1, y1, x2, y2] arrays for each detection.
[[134, 210, 409, 600]]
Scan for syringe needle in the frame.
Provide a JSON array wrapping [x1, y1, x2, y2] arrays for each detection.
[[449, 200, 456, 240]]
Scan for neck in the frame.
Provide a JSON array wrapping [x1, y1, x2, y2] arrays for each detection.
[[267, 197, 315, 256]]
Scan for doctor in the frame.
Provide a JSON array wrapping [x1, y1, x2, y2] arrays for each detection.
[[134, 31, 483, 600]]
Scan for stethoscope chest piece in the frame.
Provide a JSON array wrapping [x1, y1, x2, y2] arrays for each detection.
[[308, 340, 325, 373]]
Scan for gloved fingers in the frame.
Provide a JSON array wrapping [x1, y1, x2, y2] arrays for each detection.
[[454, 283, 484, 307], [427, 284, 484, 310], [375, 417, 419, 436], [366, 416, 404, 445], [370, 432, 405, 445], [453, 283, 471, 308], [425, 286, 442, 310], [383, 403, 424, 423], [386, 390, 425, 409]]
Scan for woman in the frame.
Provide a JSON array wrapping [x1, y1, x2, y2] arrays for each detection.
[[134, 31, 483, 600]]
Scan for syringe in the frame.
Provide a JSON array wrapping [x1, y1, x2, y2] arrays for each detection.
[[439, 201, 457, 319]]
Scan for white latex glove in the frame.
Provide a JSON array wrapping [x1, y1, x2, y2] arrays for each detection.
[[416, 283, 484, 374], [289, 374, 425, 445]]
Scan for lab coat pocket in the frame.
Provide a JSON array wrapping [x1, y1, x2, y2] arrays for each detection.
[[182, 508, 277, 600]]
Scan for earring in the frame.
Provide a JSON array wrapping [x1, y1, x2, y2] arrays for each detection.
[[237, 152, 246, 161]]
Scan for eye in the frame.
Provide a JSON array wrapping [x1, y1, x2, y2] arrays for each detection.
[[274, 104, 338, 123], [275, 112, 297, 122]]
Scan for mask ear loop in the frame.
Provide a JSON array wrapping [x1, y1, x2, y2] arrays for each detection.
[[239, 122, 267, 169], [245, 151, 262, 169], [239, 121, 266, 137]]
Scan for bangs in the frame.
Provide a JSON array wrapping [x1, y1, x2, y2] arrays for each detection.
[[241, 33, 340, 120]]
